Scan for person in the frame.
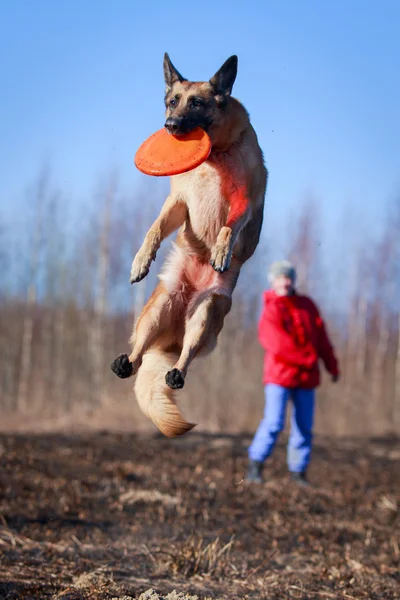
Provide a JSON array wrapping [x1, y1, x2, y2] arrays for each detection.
[[247, 260, 339, 486]]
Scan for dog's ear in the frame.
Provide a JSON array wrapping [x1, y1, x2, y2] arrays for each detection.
[[163, 53, 186, 92], [210, 55, 238, 96]]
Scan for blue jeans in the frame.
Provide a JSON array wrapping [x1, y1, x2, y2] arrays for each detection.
[[248, 383, 315, 472]]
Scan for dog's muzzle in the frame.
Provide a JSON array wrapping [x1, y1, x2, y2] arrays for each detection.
[[165, 117, 183, 134]]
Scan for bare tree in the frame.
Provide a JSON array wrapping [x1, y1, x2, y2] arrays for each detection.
[[89, 174, 118, 405], [17, 168, 51, 412]]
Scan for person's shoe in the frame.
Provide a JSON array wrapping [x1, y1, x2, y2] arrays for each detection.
[[289, 471, 310, 487], [246, 460, 263, 483]]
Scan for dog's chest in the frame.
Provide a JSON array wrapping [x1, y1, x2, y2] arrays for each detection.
[[172, 159, 233, 243], [189, 162, 227, 220]]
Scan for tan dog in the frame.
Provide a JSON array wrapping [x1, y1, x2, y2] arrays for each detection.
[[111, 54, 268, 437]]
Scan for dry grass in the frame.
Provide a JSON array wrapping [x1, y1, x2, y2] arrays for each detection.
[[155, 535, 235, 579], [0, 432, 398, 599], [117, 489, 180, 508]]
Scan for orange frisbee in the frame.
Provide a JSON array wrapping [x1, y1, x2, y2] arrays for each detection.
[[134, 127, 212, 176]]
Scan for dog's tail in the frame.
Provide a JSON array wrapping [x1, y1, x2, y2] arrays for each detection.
[[134, 348, 195, 437]]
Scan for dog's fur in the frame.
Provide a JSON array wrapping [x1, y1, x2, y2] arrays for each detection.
[[111, 54, 268, 437]]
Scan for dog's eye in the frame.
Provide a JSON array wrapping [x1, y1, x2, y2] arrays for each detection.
[[169, 98, 177, 108], [192, 98, 204, 108]]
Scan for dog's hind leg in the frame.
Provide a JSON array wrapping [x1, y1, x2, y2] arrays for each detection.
[[165, 292, 232, 389], [111, 283, 175, 379]]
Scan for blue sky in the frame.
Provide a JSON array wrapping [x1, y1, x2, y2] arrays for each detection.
[[1, 0, 399, 250]]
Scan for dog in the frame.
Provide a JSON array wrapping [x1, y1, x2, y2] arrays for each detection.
[[111, 53, 268, 437]]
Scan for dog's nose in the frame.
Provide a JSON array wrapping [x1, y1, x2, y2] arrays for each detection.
[[165, 117, 181, 134]]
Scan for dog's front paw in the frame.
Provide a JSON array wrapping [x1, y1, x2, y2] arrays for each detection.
[[129, 251, 155, 284], [210, 243, 232, 273], [210, 227, 233, 273]]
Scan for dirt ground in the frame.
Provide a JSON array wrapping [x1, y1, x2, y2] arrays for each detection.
[[0, 431, 398, 599]]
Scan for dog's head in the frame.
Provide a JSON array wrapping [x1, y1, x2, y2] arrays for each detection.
[[163, 53, 238, 136]]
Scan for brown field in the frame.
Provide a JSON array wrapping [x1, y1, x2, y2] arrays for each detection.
[[0, 431, 399, 600]]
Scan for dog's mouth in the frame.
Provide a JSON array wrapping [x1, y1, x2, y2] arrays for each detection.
[[164, 118, 211, 136]]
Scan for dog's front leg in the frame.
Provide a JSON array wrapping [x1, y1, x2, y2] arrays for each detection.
[[210, 186, 250, 274], [130, 194, 187, 284]]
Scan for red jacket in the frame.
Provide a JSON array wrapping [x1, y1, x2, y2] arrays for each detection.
[[258, 290, 339, 388]]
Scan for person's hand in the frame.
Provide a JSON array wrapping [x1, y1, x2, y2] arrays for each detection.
[[331, 374, 340, 383]]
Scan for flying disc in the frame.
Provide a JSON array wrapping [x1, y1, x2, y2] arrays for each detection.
[[134, 127, 212, 176]]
